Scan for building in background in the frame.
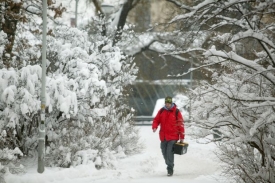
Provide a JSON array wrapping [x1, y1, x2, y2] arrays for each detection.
[[127, 0, 194, 116]]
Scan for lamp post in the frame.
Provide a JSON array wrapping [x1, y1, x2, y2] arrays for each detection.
[[101, 3, 114, 15], [38, 0, 47, 173], [100, 3, 114, 36], [75, 0, 79, 27]]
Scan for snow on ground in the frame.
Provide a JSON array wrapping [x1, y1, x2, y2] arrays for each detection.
[[5, 126, 230, 183]]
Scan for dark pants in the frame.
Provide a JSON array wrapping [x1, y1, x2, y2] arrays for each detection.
[[161, 140, 177, 171]]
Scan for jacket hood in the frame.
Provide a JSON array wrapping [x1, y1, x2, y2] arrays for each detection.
[[163, 103, 177, 110]]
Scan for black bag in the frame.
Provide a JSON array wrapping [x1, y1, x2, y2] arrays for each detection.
[[173, 142, 189, 155]]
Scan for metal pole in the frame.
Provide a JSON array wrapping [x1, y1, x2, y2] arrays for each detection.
[[38, 0, 47, 173], [75, 0, 79, 27], [0, 2, 2, 31]]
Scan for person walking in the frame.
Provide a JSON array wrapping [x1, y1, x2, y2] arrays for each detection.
[[152, 96, 185, 176]]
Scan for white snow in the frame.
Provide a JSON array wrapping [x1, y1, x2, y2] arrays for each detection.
[[4, 126, 229, 183]]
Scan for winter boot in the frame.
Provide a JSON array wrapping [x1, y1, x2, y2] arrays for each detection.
[[167, 169, 173, 176]]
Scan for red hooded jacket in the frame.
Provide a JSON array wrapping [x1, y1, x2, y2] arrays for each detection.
[[152, 104, 185, 141]]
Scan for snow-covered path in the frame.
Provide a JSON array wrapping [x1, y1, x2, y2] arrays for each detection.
[[5, 126, 229, 183]]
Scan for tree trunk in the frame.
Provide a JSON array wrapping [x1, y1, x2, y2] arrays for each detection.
[[112, 0, 137, 46], [2, 1, 22, 68]]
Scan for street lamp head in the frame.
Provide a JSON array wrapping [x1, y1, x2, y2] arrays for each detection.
[[101, 3, 114, 15]]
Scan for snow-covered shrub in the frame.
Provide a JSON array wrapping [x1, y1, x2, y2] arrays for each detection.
[[37, 25, 140, 168], [0, 1, 142, 179], [1, 19, 139, 178], [0, 66, 41, 178]]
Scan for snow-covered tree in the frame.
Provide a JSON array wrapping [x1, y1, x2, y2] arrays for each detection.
[[0, 0, 65, 69], [0, 0, 140, 180], [167, 0, 275, 182]]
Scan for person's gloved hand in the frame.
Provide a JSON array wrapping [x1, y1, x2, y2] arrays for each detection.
[[180, 139, 184, 143], [153, 128, 157, 132]]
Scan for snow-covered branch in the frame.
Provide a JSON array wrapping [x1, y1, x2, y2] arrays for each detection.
[[204, 48, 275, 86], [231, 30, 275, 49], [166, 0, 193, 11]]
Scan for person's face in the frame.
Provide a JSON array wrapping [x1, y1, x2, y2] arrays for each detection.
[[165, 103, 172, 108]]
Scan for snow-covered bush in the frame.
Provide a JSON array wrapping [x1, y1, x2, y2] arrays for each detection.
[[38, 25, 140, 168], [0, 66, 41, 179], [1, 10, 139, 181]]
